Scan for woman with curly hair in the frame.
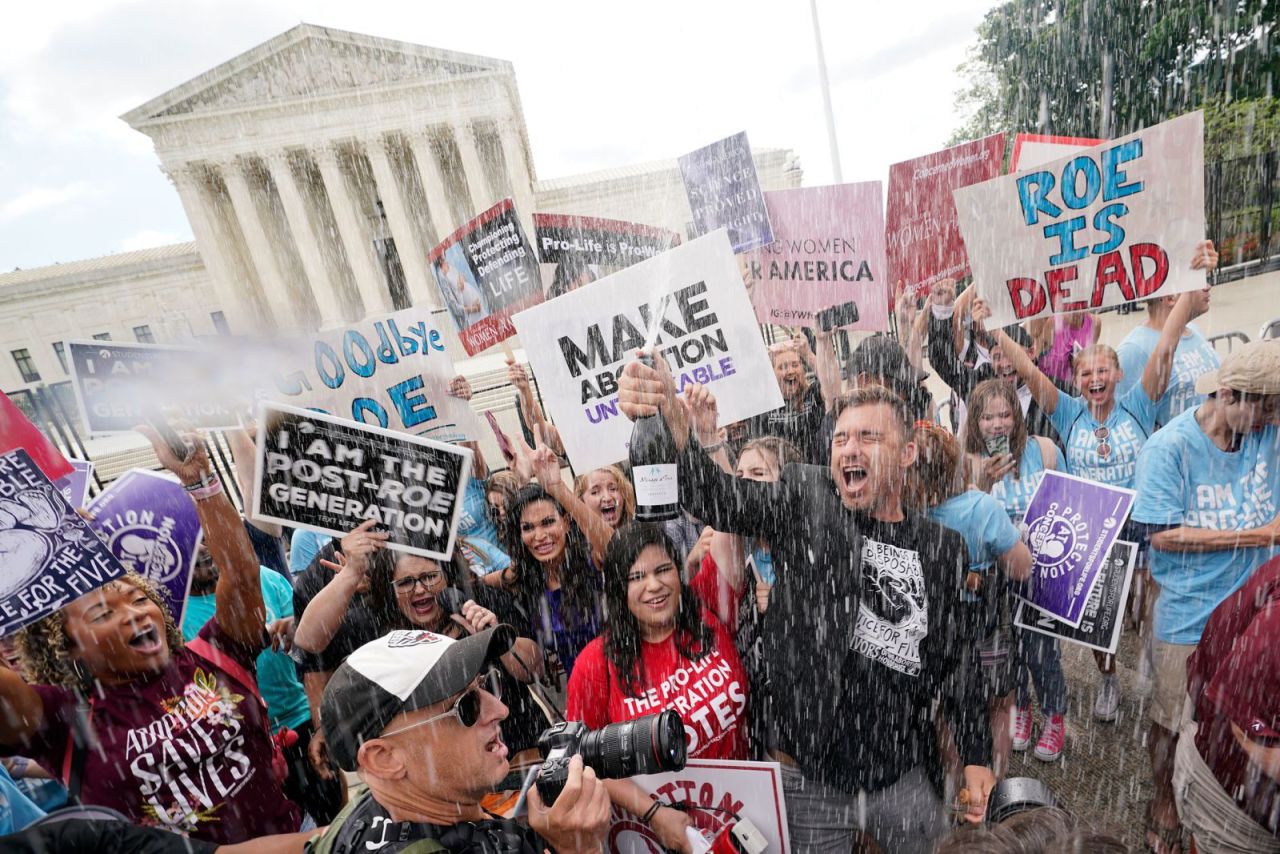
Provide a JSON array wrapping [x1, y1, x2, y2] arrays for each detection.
[[573, 465, 634, 529], [567, 523, 748, 853], [0, 429, 300, 844]]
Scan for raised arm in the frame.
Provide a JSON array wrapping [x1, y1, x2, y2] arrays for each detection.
[[292, 521, 386, 654], [991, 322, 1061, 415], [1141, 291, 1196, 402], [228, 425, 281, 538], [527, 428, 614, 567]]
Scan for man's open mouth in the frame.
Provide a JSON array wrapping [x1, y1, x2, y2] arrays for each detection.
[[486, 732, 508, 759]]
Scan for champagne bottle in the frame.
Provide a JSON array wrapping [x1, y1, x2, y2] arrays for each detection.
[[629, 354, 680, 522]]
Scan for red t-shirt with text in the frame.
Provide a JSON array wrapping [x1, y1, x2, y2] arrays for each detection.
[[566, 610, 748, 760]]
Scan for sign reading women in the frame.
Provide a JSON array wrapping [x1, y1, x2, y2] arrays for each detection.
[[954, 112, 1205, 328]]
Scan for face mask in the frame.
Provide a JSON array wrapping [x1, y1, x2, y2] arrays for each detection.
[[931, 303, 955, 320]]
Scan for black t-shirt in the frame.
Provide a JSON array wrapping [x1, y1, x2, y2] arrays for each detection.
[[745, 382, 827, 464], [244, 519, 289, 577], [292, 543, 384, 674]]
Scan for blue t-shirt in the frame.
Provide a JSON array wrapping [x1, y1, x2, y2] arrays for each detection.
[[1048, 384, 1157, 489], [289, 529, 330, 576], [929, 490, 1023, 572], [457, 478, 511, 575], [1133, 409, 1280, 644], [180, 567, 312, 730], [989, 437, 1065, 523], [1116, 323, 1219, 427], [0, 764, 45, 835]]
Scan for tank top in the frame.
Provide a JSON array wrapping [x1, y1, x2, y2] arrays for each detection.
[[1039, 314, 1095, 382]]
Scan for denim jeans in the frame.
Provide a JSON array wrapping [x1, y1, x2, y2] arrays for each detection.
[[1015, 627, 1068, 716]]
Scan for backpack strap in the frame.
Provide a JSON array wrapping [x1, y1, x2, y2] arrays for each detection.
[[185, 636, 267, 716], [60, 693, 94, 804]]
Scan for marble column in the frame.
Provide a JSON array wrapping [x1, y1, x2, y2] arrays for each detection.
[[496, 118, 537, 236], [451, 119, 494, 215], [363, 134, 437, 309], [406, 128, 458, 244], [264, 150, 346, 328], [216, 158, 296, 329], [313, 143, 392, 317]]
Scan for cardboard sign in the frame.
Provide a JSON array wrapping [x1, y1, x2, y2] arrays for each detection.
[[88, 470, 202, 623], [512, 231, 783, 472], [428, 198, 543, 356], [253, 403, 472, 560], [954, 112, 1206, 327], [744, 182, 889, 331], [1015, 539, 1137, 654], [1018, 470, 1135, 627], [261, 309, 482, 443], [679, 132, 774, 253], [0, 392, 73, 481], [608, 760, 789, 854], [885, 133, 1006, 299], [68, 340, 242, 434], [0, 449, 127, 635], [51, 460, 94, 509], [1011, 133, 1103, 172], [534, 212, 681, 271]]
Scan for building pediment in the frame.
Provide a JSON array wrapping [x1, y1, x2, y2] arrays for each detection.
[[123, 23, 510, 127]]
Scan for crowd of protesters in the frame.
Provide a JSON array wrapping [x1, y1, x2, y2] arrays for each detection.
[[0, 234, 1278, 854]]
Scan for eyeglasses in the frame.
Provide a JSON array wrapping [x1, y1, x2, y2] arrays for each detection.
[[380, 668, 503, 737], [392, 571, 445, 594], [1093, 426, 1111, 459]]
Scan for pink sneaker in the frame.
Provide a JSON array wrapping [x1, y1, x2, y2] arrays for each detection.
[[1012, 706, 1033, 751], [1034, 714, 1065, 762]]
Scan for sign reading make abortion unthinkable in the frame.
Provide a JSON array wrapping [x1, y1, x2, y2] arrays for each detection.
[[0, 449, 127, 635], [745, 182, 890, 331], [1015, 539, 1137, 655], [512, 230, 783, 473], [68, 340, 243, 434], [885, 133, 1006, 300], [88, 470, 202, 624], [253, 403, 472, 560], [679, 131, 774, 253], [262, 309, 482, 444], [428, 198, 543, 357], [1018, 470, 1135, 628], [954, 111, 1206, 328]]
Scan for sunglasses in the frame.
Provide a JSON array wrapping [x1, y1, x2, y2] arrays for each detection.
[[381, 668, 503, 736], [1093, 426, 1111, 459], [392, 571, 445, 594]]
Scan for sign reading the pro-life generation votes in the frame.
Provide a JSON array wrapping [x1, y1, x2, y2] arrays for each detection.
[[885, 133, 1005, 299], [88, 470, 202, 624], [679, 132, 774, 253], [745, 182, 889, 331], [954, 111, 1205, 328], [512, 230, 783, 472], [253, 403, 472, 560], [1015, 539, 1137, 655], [68, 341, 242, 434], [1018, 470, 1135, 628], [429, 198, 542, 356], [0, 449, 127, 635], [261, 310, 482, 443]]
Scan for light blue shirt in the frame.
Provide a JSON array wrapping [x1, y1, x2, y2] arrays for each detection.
[[989, 437, 1065, 524], [1133, 409, 1280, 644], [1049, 383, 1157, 489], [0, 764, 45, 835], [1116, 323, 1219, 427], [929, 490, 1023, 571], [289, 528, 329, 576], [180, 567, 312, 730], [457, 478, 511, 575]]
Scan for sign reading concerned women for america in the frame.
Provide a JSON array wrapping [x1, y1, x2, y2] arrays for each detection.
[[512, 230, 782, 472], [954, 111, 1205, 328], [253, 403, 471, 560]]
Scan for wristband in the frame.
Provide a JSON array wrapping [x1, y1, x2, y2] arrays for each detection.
[[701, 441, 724, 454], [182, 472, 218, 493], [186, 478, 224, 502], [640, 801, 662, 825]]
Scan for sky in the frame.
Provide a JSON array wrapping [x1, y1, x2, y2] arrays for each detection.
[[0, 0, 999, 271]]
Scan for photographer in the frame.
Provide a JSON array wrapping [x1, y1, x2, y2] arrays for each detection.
[[307, 628, 609, 854]]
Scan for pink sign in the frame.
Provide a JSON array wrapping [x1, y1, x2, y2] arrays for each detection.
[[885, 132, 1006, 299], [744, 182, 889, 331]]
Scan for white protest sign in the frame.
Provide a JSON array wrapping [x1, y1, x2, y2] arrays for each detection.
[[607, 760, 789, 854], [954, 111, 1205, 328], [512, 230, 783, 472]]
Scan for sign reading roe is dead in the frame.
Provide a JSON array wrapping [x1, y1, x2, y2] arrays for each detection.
[[954, 111, 1205, 328]]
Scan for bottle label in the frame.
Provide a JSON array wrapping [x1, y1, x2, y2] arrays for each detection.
[[633, 464, 678, 505]]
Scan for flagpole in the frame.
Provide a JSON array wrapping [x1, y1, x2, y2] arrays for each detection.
[[810, 0, 842, 183]]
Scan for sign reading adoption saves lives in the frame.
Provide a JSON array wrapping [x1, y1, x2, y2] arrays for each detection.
[[513, 231, 782, 472], [253, 403, 472, 560], [954, 111, 1206, 327]]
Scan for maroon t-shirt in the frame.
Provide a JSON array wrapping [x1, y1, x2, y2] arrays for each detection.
[[1187, 555, 1280, 835], [21, 618, 300, 843]]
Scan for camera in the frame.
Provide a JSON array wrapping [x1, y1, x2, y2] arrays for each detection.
[[535, 711, 687, 804]]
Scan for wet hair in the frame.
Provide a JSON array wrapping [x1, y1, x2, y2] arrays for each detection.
[[904, 423, 966, 510], [503, 484, 599, 630], [1069, 343, 1120, 378], [830, 384, 913, 441], [486, 471, 521, 506], [933, 823, 1019, 854], [16, 572, 185, 689], [573, 466, 636, 527], [963, 378, 1030, 463], [737, 436, 802, 472], [601, 523, 713, 698], [366, 549, 469, 632]]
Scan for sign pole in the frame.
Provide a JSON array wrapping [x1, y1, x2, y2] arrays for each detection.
[[809, 0, 842, 183]]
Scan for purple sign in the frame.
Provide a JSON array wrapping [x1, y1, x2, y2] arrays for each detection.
[[51, 460, 93, 508], [88, 470, 201, 623], [678, 131, 774, 253], [1018, 470, 1135, 628]]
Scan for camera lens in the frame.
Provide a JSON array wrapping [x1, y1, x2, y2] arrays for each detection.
[[579, 710, 687, 779]]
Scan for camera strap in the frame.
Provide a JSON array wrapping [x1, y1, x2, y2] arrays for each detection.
[[322, 791, 544, 854]]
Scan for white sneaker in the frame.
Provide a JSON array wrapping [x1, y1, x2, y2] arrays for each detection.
[[1012, 705, 1033, 752], [1094, 674, 1120, 722], [1135, 636, 1155, 698]]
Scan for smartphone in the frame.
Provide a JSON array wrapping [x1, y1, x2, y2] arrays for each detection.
[[985, 434, 1011, 458], [485, 411, 515, 462], [142, 407, 190, 461], [816, 301, 859, 332]]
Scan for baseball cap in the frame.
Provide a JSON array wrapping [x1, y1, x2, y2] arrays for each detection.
[[1194, 340, 1280, 395], [321, 626, 516, 771], [846, 334, 929, 391]]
